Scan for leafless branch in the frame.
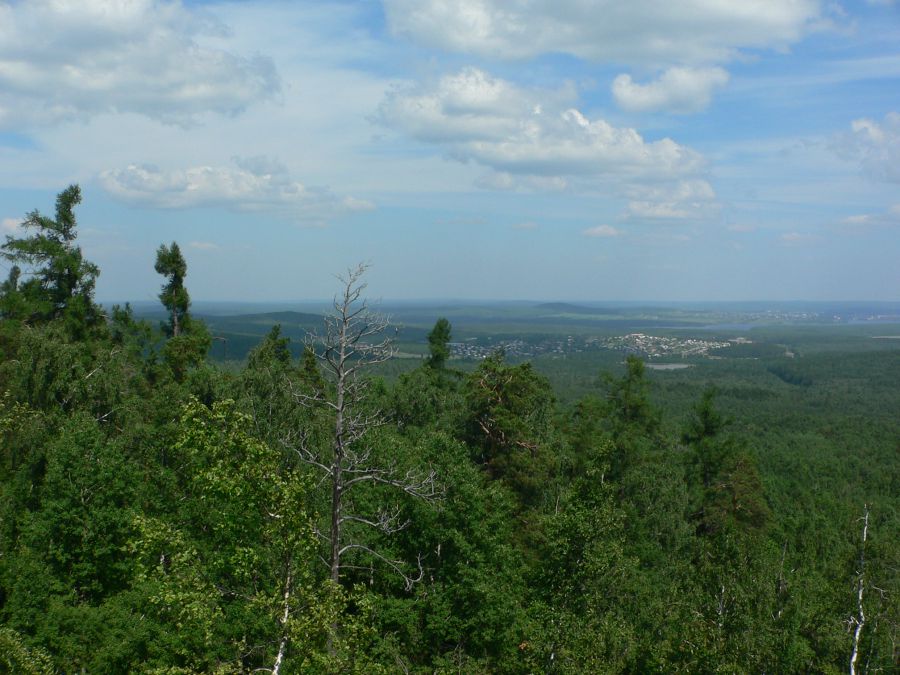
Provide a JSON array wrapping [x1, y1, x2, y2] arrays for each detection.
[[345, 465, 442, 500], [340, 506, 409, 535], [338, 544, 425, 591], [289, 263, 437, 592]]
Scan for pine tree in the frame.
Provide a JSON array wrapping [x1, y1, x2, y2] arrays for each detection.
[[154, 242, 190, 338], [425, 317, 452, 369], [0, 185, 100, 336]]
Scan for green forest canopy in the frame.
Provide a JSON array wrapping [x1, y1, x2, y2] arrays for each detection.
[[0, 187, 897, 673]]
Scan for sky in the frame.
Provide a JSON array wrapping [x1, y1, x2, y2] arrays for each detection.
[[0, 0, 898, 303]]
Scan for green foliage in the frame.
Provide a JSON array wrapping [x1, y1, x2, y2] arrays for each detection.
[[372, 431, 530, 671], [425, 317, 452, 370], [463, 351, 557, 507], [0, 207, 896, 672], [154, 242, 190, 338], [128, 398, 348, 672], [162, 325, 212, 383], [682, 387, 728, 447], [300, 343, 326, 395], [248, 324, 292, 368], [152, 242, 211, 382], [0, 627, 55, 675], [768, 362, 813, 387], [602, 354, 660, 436], [0, 185, 101, 337], [392, 365, 464, 433]]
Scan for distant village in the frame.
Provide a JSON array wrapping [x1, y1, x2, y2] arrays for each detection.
[[449, 333, 752, 360]]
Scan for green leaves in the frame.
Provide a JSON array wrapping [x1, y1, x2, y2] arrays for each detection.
[[0, 628, 55, 675]]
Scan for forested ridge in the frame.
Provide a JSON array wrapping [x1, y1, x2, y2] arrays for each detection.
[[1, 188, 897, 673]]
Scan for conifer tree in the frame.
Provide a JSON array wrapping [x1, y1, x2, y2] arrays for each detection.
[[153, 241, 210, 380], [425, 317, 452, 369], [154, 242, 190, 337], [0, 185, 100, 335]]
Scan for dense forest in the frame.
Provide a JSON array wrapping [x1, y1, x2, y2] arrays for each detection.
[[1, 187, 897, 673]]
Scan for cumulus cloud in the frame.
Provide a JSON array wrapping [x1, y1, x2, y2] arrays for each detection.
[[612, 67, 730, 114], [383, 0, 824, 66], [376, 67, 706, 192], [582, 225, 621, 238], [99, 157, 373, 224], [0, 0, 279, 128], [834, 112, 900, 182]]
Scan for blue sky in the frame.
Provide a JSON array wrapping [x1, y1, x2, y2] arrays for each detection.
[[1, 0, 898, 302]]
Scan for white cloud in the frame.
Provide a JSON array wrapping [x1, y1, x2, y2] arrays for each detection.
[[376, 68, 706, 191], [582, 225, 621, 238], [0, 0, 279, 129], [626, 180, 718, 219], [728, 223, 757, 233], [839, 204, 900, 228], [383, 0, 825, 66], [188, 241, 219, 251], [834, 112, 900, 182], [475, 172, 570, 192], [375, 67, 573, 144], [512, 221, 538, 230], [842, 214, 872, 225], [780, 231, 815, 245], [1, 217, 20, 234], [612, 67, 730, 114], [99, 157, 373, 224]]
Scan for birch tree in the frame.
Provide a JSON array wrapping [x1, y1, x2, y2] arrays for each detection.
[[849, 504, 869, 675], [292, 264, 440, 588]]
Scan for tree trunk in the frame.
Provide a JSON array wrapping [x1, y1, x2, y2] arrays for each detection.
[[849, 505, 869, 675], [272, 564, 293, 675]]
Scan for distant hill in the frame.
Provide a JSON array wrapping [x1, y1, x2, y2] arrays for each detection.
[[197, 311, 324, 361], [203, 310, 324, 327], [535, 302, 610, 315]]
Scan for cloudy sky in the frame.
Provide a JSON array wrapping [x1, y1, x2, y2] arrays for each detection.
[[1, 0, 898, 302]]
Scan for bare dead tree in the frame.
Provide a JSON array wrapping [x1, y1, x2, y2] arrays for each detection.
[[289, 263, 440, 589]]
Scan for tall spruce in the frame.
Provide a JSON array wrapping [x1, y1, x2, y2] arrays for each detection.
[[425, 317, 452, 369]]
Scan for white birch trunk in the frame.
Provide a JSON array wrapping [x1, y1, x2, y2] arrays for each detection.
[[849, 505, 869, 675], [272, 566, 293, 675]]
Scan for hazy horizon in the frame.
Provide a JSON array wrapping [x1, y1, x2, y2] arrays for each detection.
[[102, 298, 900, 314]]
